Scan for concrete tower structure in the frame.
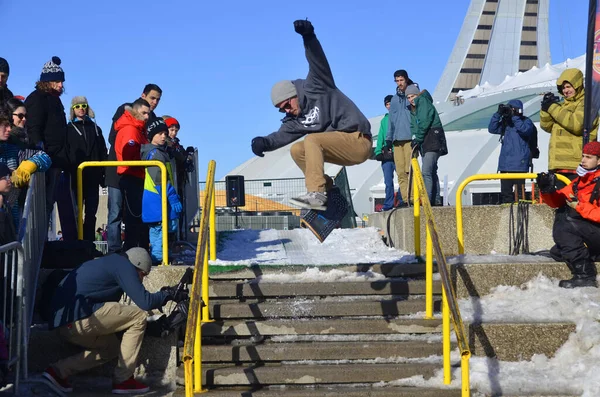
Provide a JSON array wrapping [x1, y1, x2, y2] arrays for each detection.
[[433, 0, 551, 103]]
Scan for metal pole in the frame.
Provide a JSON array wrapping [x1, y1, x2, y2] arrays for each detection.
[[210, 188, 216, 261], [77, 167, 83, 240], [461, 352, 472, 396], [425, 225, 434, 319], [202, 242, 210, 321], [443, 287, 451, 385], [413, 169, 421, 256]]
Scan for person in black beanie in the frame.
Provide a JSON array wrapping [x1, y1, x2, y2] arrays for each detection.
[[0, 57, 14, 109]]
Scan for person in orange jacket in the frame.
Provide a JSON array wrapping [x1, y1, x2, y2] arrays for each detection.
[[537, 141, 600, 288], [115, 98, 151, 250]]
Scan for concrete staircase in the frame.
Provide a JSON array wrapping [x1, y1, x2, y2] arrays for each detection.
[[174, 264, 463, 396]]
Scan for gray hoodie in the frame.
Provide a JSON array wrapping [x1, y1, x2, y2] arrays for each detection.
[[386, 86, 414, 142], [264, 34, 371, 150]]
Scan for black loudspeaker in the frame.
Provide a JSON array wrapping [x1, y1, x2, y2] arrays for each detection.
[[225, 175, 245, 207]]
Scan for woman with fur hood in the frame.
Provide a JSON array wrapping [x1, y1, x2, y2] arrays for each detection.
[[66, 96, 108, 241]]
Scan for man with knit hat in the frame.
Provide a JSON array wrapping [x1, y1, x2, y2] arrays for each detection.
[[141, 118, 182, 264], [538, 140, 600, 288], [250, 20, 372, 210], [43, 247, 187, 394], [25, 56, 74, 237], [0, 57, 13, 108], [67, 96, 108, 241], [488, 99, 536, 203]]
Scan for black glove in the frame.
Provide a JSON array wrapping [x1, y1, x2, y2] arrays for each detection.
[[375, 153, 384, 162], [385, 140, 393, 151], [294, 19, 314, 36], [161, 285, 189, 304], [251, 137, 268, 157], [536, 172, 557, 194]]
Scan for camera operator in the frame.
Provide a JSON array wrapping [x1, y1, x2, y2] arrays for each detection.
[[488, 99, 535, 203], [42, 248, 188, 394], [540, 68, 598, 186], [536, 141, 600, 289]]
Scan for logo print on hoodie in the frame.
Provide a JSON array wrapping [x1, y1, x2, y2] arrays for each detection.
[[301, 106, 320, 128]]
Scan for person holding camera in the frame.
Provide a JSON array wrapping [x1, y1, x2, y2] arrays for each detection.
[[488, 99, 535, 203], [375, 95, 400, 211], [540, 68, 598, 184], [536, 141, 600, 289], [42, 248, 187, 394]]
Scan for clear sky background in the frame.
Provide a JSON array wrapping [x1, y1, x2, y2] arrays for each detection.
[[0, 0, 590, 180]]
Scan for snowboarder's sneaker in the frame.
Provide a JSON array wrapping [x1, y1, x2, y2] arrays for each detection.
[[112, 377, 150, 394], [290, 192, 327, 211], [558, 275, 598, 289], [42, 366, 73, 393]]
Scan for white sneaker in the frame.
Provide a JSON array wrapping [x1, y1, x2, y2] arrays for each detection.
[[290, 192, 327, 210]]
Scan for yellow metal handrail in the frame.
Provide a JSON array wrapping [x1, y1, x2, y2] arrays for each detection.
[[411, 158, 471, 396], [77, 161, 168, 264], [183, 159, 216, 396], [454, 173, 571, 254]]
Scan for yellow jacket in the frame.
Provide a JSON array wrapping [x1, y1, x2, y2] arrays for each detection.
[[540, 68, 598, 171]]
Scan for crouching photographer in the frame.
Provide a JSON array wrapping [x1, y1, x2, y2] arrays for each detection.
[[537, 141, 600, 289], [488, 100, 536, 203], [42, 248, 189, 395]]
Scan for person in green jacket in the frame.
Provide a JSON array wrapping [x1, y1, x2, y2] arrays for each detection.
[[375, 95, 401, 210], [405, 85, 448, 205]]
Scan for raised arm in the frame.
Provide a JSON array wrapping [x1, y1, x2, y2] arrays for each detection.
[[294, 20, 336, 90]]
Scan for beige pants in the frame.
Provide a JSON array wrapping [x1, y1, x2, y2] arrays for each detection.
[[52, 302, 147, 384], [393, 140, 413, 203], [290, 131, 372, 192]]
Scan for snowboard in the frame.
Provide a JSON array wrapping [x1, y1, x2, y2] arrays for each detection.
[[300, 187, 348, 242]]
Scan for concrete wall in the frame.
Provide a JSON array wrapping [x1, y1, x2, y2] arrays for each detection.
[[368, 204, 556, 256]]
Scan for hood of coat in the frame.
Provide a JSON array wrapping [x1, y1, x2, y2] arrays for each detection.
[[557, 68, 584, 102], [114, 106, 146, 133]]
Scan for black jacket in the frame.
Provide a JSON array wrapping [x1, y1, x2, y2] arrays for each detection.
[[24, 89, 70, 169], [0, 86, 13, 109], [67, 117, 108, 183], [0, 199, 16, 246], [105, 102, 155, 188]]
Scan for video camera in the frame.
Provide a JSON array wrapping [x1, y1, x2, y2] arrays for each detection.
[[498, 104, 513, 118]]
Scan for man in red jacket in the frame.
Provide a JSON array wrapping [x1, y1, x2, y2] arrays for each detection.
[[115, 98, 151, 250], [537, 141, 600, 288]]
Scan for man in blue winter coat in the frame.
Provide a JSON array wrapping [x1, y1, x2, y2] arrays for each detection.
[[42, 248, 186, 395], [488, 99, 535, 203]]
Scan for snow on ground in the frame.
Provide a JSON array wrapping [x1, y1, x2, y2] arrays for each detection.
[[211, 228, 414, 265], [250, 267, 387, 283]]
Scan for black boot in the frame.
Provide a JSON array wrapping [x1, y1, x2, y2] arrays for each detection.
[[559, 260, 598, 288]]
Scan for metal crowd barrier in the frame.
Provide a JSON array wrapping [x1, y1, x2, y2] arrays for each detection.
[[454, 173, 571, 254], [411, 158, 471, 396], [93, 241, 109, 255], [183, 159, 216, 396]]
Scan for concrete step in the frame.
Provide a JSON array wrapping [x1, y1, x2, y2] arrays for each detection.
[[203, 318, 443, 336], [210, 279, 441, 298], [201, 340, 445, 362], [209, 298, 439, 319], [174, 386, 464, 397], [177, 363, 441, 387]]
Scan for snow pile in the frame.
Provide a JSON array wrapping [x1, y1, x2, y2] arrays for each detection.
[[251, 267, 387, 283], [211, 228, 413, 265]]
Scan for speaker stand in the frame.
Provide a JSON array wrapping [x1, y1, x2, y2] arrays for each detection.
[[234, 206, 239, 229]]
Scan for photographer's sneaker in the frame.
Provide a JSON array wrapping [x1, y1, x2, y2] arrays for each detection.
[[42, 366, 73, 393], [290, 192, 327, 211], [112, 377, 150, 394]]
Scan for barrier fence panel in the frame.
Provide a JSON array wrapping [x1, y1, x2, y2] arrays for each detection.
[[333, 167, 357, 228], [93, 241, 108, 255]]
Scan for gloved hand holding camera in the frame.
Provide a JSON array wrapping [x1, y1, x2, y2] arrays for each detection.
[[541, 92, 560, 112], [536, 172, 557, 194], [497, 104, 513, 118]]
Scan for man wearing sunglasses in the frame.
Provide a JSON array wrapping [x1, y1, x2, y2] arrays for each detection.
[[250, 20, 372, 210]]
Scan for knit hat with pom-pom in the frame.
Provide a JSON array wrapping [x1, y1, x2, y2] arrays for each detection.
[[40, 56, 65, 82]]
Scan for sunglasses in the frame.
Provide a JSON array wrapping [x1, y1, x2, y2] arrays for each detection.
[[12, 113, 26, 120], [73, 104, 88, 110], [278, 100, 293, 113]]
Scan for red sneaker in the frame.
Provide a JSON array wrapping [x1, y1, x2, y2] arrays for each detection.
[[112, 377, 150, 394], [42, 366, 73, 393]]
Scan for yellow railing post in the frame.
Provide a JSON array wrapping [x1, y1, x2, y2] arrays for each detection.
[[442, 287, 451, 385], [454, 173, 572, 254], [202, 241, 212, 322], [193, 304, 204, 392], [413, 167, 421, 257], [210, 187, 216, 261], [425, 225, 434, 319], [77, 161, 169, 265], [461, 352, 471, 396]]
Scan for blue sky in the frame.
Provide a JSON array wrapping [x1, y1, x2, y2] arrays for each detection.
[[0, 0, 590, 180]]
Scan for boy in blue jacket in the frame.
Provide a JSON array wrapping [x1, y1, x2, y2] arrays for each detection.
[[141, 118, 182, 264]]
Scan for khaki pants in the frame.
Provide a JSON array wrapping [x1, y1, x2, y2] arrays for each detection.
[[393, 140, 413, 203], [52, 302, 147, 384], [290, 131, 372, 192]]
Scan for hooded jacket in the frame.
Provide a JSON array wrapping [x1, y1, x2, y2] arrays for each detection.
[[24, 88, 71, 169], [375, 114, 391, 160], [387, 87, 414, 142], [540, 69, 598, 171], [140, 143, 178, 223], [114, 108, 148, 178], [67, 116, 108, 182], [263, 33, 371, 150], [541, 168, 600, 223], [488, 113, 535, 172], [409, 90, 448, 155]]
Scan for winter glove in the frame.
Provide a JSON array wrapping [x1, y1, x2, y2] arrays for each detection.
[[161, 285, 189, 304], [11, 160, 37, 188], [169, 195, 183, 214], [385, 140, 393, 151], [536, 172, 557, 194], [294, 19, 314, 37], [375, 153, 384, 162], [566, 194, 579, 209], [251, 137, 268, 157]]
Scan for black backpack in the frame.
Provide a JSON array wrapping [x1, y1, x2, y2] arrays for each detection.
[[529, 124, 540, 159]]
